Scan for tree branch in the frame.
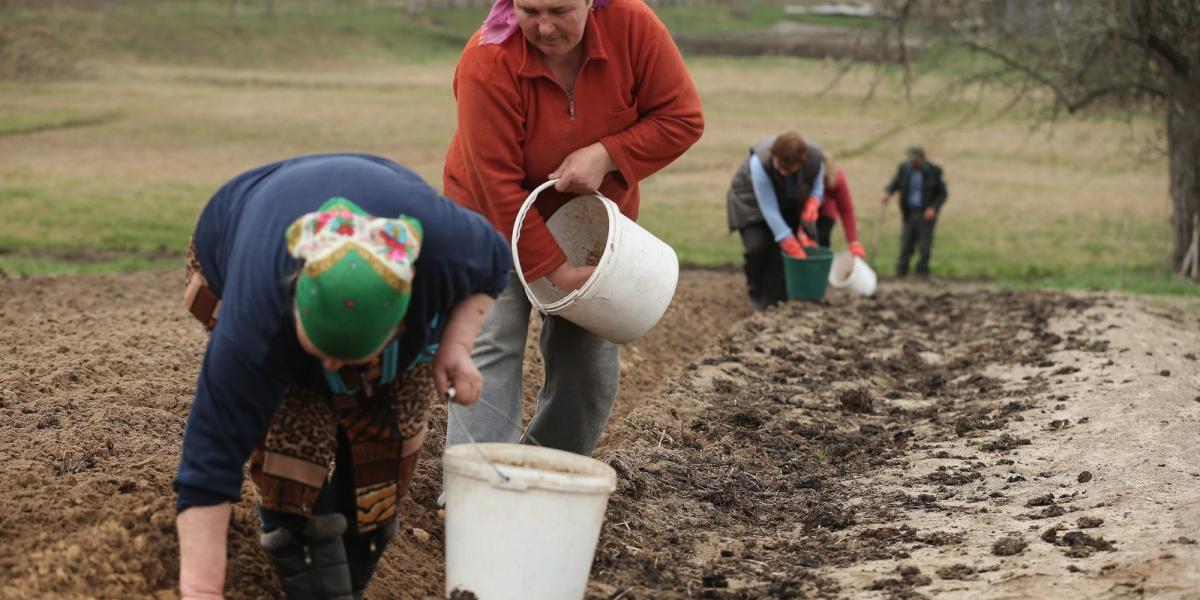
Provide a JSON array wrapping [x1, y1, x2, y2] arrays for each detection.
[[1065, 83, 1168, 113], [895, 0, 915, 104], [958, 38, 1074, 107], [957, 36, 1166, 114], [1113, 30, 1191, 79], [1145, 34, 1190, 78]]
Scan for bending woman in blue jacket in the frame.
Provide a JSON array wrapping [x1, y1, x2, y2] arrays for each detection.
[[174, 154, 512, 599]]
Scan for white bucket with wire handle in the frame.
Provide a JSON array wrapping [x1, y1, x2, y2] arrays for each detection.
[[512, 180, 679, 344], [443, 443, 618, 600], [827, 251, 877, 297]]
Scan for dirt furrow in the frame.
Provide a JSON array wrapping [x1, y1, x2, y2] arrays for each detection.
[[585, 286, 1200, 599]]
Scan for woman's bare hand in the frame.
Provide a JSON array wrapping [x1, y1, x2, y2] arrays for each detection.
[[545, 262, 595, 291], [550, 142, 616, 195], [434, 341, 482, 406]]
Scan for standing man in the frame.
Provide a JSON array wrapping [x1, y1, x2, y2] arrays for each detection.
[[726, 132, 827, 310], [880, 146, 947, 277]]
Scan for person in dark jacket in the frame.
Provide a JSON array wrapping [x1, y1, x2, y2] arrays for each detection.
[[880, 146, 948, 277], [174, 154, 512, 600], [726, 132, 827, 309]]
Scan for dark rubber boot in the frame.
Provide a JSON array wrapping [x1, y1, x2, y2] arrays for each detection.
[[346, 517, 399, 597], [261, 513, 355, 600]]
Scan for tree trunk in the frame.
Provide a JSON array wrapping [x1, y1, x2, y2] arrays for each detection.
[[1167, 78, 1200, 281]]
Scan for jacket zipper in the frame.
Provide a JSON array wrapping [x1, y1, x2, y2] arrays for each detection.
[[555, 55, 587, 121]]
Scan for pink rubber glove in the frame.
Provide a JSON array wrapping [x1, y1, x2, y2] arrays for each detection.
[[797, 230, 817, 248], [779, 236, 806, 259], [801, 196, 820, 224], [849, 241, 866, 258]]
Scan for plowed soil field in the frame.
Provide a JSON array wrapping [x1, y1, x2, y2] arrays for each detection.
[[1, 269, 1197, 599]]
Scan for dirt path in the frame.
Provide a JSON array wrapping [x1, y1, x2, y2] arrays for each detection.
[[817, 292, 1200, 599], [1, 270, 1197, 599], [587, 284, 1200, 599]]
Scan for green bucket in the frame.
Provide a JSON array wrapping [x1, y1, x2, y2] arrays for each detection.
[[782, 247, 833, 301]]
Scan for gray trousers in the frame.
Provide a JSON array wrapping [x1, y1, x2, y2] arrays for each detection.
[[898, 211, 937, 276], [446, 275, 620, 456]]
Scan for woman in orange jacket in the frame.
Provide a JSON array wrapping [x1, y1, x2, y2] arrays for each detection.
[[443, 0, 703, 455]]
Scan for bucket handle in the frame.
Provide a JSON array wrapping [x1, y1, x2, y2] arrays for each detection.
[[445, 386, 546, 489], [511, 179, 613, 313]]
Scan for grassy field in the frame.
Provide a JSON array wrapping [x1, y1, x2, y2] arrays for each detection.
[[0, 4, 1191, 294]]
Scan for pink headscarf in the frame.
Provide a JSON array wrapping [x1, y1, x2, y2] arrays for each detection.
[[480, 0, 610, 45]]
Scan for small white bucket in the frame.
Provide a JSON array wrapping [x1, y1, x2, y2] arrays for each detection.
[[443, 443, 618, 600], [827, 251, 877, 297], [512, 180, 679, 344]]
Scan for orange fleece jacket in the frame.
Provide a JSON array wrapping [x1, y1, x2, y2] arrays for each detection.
[[443, 0, 704, 281]]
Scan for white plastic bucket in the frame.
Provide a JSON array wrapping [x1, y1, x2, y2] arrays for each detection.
[[443, 443, 618, 600], [512, 180, 679, 344], [827, 251, 877, 297]]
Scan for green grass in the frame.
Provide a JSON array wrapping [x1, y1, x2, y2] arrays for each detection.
[[647, 177, 1191, 296], [638, 203, 741, 268], [647, 210, 1194, 297], [0, 255, 179, 276], [0, 2, 886, 71], [0, 175, 201, 273], [0, 109, 120, 136], [0, 5, 1193, 296], [1, 4, 483, 70], [652, 4, 796, 34], [1009, 270, 1200, 296], [787, 13, 889, 30], [651, 4, 888, 34]]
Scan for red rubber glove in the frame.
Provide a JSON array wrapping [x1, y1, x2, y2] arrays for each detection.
[[848, 241, 866, 258], [801, 196, 820, 224], [797, 230, 817, 247], [779, 236, 806, 259]]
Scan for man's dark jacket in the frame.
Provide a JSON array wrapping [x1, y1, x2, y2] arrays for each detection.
[[884, 161, 948, 218]]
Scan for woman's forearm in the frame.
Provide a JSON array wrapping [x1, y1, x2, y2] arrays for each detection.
[[442, 293, 495, 354], [177, 502, 231, 599]]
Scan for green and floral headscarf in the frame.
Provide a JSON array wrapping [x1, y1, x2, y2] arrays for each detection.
[[286, 197, 423, 361]]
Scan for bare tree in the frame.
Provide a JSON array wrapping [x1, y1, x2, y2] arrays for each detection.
[[884, 0, 1200, 281]]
